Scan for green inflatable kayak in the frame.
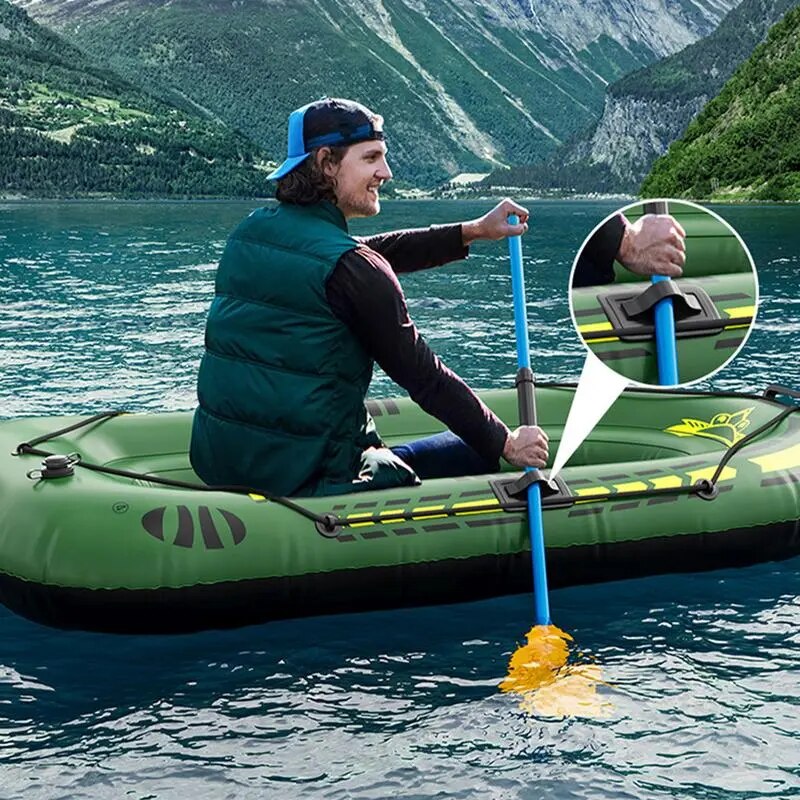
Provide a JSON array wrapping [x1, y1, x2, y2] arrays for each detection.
[[573, 202, 757, 384], [1, 384, 798, 633]]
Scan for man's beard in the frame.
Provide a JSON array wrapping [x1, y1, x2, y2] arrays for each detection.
[[337, 185, 381, 218]]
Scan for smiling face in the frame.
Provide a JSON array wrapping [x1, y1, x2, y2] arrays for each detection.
[[322, 139, 392, 219]]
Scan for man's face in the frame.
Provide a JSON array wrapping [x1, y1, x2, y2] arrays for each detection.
[[326, 139, 392, 219]]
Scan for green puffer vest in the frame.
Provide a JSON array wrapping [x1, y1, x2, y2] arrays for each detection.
[[190, 201, 382, 496]]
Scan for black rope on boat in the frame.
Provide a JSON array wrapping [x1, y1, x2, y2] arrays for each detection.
[[704, 405, 798, 487], [18, 443, 328, 527], [13, 401, 800, 537], [13, 411, 124, 455]]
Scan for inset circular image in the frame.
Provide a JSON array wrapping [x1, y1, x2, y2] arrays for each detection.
[[570, 199, 758, 387]]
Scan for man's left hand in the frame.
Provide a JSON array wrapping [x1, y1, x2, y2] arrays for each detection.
[[462, 198, 530, 245]]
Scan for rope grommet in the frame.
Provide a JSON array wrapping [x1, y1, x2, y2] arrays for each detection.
[[315, 513, 343, 538], [693, 478, 719, 501]]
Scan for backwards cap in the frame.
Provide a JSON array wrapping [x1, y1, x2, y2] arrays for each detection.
[[267, 97, 384, 181]]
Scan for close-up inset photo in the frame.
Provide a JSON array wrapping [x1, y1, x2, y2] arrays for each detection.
[[570, 200, 758, 386]]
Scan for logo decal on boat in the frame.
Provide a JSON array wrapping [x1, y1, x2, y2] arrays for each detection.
[[141, 506, 246, 548], [664, 407, 754, 448]]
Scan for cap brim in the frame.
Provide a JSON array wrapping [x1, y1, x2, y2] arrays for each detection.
[[267, 153, 312, 181]]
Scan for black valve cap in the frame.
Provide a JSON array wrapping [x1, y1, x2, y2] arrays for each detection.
[[41, 454, 75, 479]]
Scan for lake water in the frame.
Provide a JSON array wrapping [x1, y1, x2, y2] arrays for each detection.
[[1, 199, 799, 799]]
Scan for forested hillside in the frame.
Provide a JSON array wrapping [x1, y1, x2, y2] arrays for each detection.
[[483, 0, 797, 194], [0, 1, 274, 197], [641, 5, 800, 200]]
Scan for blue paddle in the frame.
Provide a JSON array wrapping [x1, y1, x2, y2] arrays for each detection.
[[645, 201, 679, 385], [507, 214, 550, 626]]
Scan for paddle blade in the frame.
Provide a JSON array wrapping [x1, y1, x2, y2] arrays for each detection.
[[500, 624, 613, 718]]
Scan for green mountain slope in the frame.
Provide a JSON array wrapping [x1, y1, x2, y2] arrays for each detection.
[[0, 0, 273, 197], [611, 0, 799, 102], [641, 5, 800, 200], [483, 0, 799, 194], [11, 0, 732, 187]]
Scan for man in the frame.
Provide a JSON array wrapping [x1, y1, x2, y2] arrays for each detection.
[[191, 97, 548, 497]]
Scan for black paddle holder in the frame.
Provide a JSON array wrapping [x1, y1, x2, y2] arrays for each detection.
[[598, 281, 724, 342]]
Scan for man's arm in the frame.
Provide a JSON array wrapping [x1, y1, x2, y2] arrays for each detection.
[[356, 197, 530, 275], [356, 224, 468, 274], [572, 214, 625, 287], [327, 246, 509, 464]]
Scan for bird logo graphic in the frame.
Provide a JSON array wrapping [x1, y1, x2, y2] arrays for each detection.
[[664, 407, 754, 449]]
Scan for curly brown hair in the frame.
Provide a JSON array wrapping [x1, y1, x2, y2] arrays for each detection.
[[275, 146, 348, 205]]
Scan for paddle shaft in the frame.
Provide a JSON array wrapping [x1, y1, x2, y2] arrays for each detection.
[[644, 201, 679, 385], [508, 215, 550, 626]]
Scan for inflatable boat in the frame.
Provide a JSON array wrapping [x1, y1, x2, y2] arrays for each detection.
[[573, 203, 757, 384], [1, 383, 798, 633]]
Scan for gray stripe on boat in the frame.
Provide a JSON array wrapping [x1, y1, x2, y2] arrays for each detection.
[[466, 516, 524, 528], [569, 507, 603, 517], [597, 349, 650, 362], [715, 338, 744, 350]]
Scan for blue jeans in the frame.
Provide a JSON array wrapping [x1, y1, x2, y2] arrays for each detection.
[[390, 431, 500, 480]]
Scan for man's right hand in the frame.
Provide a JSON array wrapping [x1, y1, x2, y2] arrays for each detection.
[[617, 214, 686, 278], [502, 425, 549, 468]]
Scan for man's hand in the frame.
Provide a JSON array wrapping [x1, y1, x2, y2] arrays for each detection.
[[617, 214, 686, 278], [462, 198, 529, 245], [502, 425, 549, 468]]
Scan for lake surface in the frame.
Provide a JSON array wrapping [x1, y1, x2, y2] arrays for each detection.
[[1, 199, 799, 799]]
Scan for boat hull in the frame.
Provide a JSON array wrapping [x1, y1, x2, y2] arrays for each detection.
[[1, 385, 798, 632]]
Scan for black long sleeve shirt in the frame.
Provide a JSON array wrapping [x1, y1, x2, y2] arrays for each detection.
[[572, 213, 626, 287], [325, 224, 509, 464]]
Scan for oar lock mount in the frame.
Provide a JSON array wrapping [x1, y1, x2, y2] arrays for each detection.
[[599, 282, 723, 342], [490, 471, 573, 510]]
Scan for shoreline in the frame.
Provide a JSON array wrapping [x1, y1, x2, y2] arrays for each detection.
[[2, 192, 797, 205]]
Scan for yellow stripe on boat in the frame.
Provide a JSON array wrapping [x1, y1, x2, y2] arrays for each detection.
[[411, 504, 448, 520], [749, 443, 800, 473], [724, 305, 755, 318], [613, 481, 649, 493], [575, 486, 610, 503], [579, 322, 614, 333], [452, 498, 501, 517], [346, 511, 377, 528], [649, 475, 683, 490], [686, 466, 737, 484]]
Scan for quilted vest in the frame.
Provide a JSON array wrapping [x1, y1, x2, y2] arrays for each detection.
[[190, 201, 380, 496]]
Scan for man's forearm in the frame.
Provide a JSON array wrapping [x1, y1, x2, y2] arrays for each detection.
[[356, 224, 467, 274]]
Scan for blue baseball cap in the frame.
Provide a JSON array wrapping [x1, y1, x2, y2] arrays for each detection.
[[267, 97, 384, 181]]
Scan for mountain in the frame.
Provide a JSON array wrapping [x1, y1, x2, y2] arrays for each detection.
[[11, 0, 738, 188], [483, 0, 797, 194], [641, 5, 800, 200], [0, 0, 273, 198]]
